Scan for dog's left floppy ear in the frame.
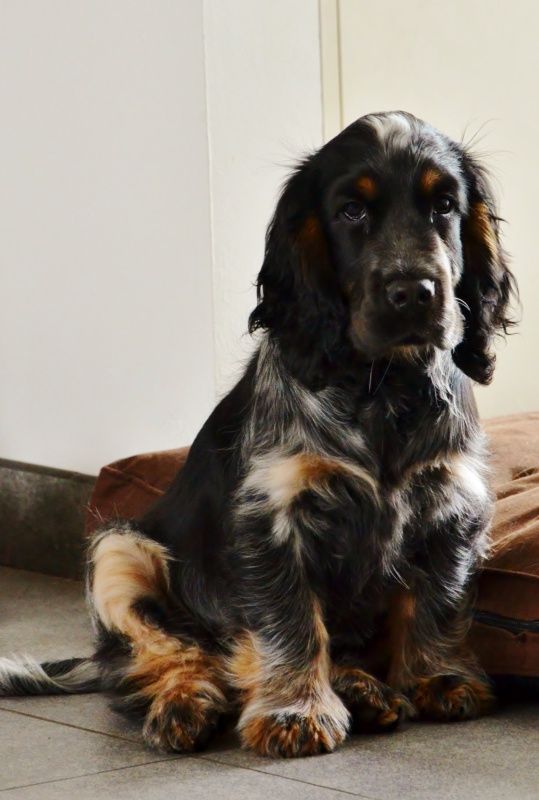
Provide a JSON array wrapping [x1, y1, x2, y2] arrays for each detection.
[[452, 155, 517, 384], [249, 161, 348, 388]]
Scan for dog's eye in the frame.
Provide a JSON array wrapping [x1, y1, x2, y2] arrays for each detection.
[[432, 195, 454, 216], [340, 201, 365, 222]]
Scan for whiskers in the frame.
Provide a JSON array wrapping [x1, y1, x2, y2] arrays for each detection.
[[368, 353, 394, 396], [455, 297, 471, 315]]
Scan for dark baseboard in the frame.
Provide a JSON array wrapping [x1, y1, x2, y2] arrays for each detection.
[[0, 458, 96, 580]]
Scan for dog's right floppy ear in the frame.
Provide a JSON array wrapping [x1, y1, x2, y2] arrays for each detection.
[[452, 155, 517, 384], [249, 161, 348, 388]]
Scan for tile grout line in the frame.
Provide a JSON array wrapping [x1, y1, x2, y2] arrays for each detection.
[[0, 707, 382, 799], [195, 753, 382, 799], [0, 706, 140, 744], [1, 752, 382, 799], [0, 757, 185, 794]]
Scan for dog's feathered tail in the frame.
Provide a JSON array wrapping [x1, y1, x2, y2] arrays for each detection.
[[0, 655, 101, 696]]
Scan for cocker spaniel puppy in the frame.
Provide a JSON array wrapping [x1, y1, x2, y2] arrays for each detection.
[[1, 111, 516, 758]]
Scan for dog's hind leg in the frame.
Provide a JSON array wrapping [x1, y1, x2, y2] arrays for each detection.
[[89, 524, 228, 752], [331, 662, 413, 733], [385, 585, 494, 721]]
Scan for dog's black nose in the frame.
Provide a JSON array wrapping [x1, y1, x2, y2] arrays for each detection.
[[385, 279, 436, 311]]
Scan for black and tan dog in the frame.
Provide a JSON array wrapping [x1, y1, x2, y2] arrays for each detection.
[[0, 111, 516, 758]]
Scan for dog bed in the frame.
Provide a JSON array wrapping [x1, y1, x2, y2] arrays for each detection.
[[86, 412, 539, 686]]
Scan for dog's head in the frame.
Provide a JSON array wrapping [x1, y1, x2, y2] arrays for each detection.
[[250, 111, 516, 388]]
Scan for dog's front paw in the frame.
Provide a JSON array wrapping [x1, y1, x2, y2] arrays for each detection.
[[142, 692, 223, 753], [412, 674, 494, 721], [333, 666, 413, 732], [240, 709, 348, 758], [238, 690, 350, 758]]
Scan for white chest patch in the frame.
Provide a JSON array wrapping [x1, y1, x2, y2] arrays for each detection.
[[237, 450, 379, 549]]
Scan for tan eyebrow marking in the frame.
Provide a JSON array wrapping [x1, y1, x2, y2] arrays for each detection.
[[420, 167, 443, 194], [356, 175, 377, 200], [298, 214, 321, 243], [296, 214, 331, 279], [467, 201, 499, 260]]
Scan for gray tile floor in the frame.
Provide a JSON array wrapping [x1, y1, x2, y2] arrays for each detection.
[[0, 566, 538, 800]]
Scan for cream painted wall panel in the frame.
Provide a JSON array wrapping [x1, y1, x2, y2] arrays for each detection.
[[0, 1, 215, 473], [336, 0, 538, 417], [204, 0, 324, 395]]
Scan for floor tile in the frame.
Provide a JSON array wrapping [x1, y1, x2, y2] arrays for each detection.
[[0, 568, 92, 660], [0, 757, 358, 800], [212, 706, 539, 800], [0, 694, 141, 743], [3, 566, 539, 799], [0, 567, 135, 739], [0, 708, 173, 791]]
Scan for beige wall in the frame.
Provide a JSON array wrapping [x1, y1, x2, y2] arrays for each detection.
[[323, 0, 538, 418], [204, 0, 323, 396], [0, 1, 216, 475], [0, 1, 324, 473]]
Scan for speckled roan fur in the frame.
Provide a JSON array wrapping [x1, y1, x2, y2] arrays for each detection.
[[0, 112, 517, 758]]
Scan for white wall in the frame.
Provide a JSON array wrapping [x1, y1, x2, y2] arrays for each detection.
[[0, 1, 215, 474], [326, 0, 538, 419], [0, 0, 324, 474], [204, 0, 323, 395]]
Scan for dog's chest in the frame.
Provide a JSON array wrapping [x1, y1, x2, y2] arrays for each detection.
[[239, 375, 487, 586], [241, 430, 459, 573]]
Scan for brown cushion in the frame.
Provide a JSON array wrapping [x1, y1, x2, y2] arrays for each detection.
[[85, 448, 189, 533], [85, 412, 539, 680], [470, 412, 539, 679]]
